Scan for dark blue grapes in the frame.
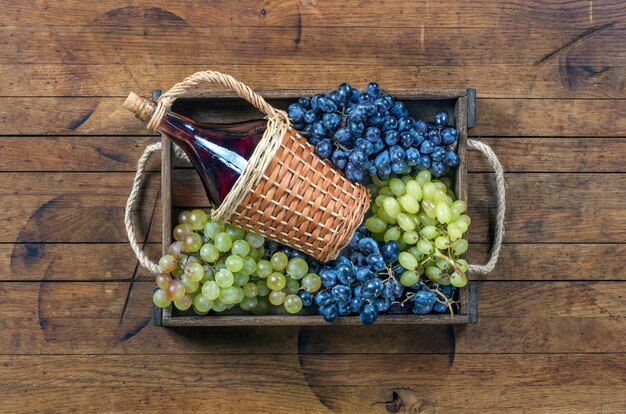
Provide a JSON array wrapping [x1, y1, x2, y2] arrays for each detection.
[[289, 83, 459, 181]]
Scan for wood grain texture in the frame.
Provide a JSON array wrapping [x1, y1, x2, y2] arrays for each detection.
[[1, 25, 623, 66], [2, 63, 624, 99], [2, 0, 624, 28]]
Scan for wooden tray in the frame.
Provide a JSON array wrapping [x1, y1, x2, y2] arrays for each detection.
[[154, 88, 477, 326]]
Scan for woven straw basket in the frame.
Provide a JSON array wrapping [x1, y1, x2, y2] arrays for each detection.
[[131, 70, 371, 262]]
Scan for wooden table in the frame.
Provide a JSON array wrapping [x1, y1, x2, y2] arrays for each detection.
[[1, 1, 624, 412]]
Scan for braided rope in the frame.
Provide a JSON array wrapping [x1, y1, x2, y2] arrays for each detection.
[[467, 139, 506, 275], [124, 141, 163, 274]]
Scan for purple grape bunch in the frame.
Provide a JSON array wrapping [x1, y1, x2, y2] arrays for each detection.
[[288, 82, 460, 181]]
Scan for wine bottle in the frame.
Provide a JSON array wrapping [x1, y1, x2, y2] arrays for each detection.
[[123, 92, 267, 205]]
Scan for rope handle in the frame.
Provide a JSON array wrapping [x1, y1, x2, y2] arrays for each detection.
[[146, 70, 288, 131], [466, 139, 506, 275], [126, 140, 505, 276]]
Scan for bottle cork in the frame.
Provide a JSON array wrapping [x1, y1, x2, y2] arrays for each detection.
[[123, 92, 156, 124]]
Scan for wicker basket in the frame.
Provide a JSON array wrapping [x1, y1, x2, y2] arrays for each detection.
[[129, 70, 370, 262]]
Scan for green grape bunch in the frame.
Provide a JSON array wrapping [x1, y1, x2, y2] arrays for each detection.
[[365, 170, 470, 289], [152, 209, 322, 316]]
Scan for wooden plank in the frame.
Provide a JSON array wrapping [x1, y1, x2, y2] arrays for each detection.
[[0, 354, 623, 386], [2, 137, 625, 173], [1, 98, 624, 136], [0, 243, 157, 281], [2, 63, 624, 99], [2, 0, 623, 28], [0, 172, 623, 243], [2, 385, 622, 414], [1, 281, 624, 354], [1, 26, 623, 66], [310, 386, 626, 414], [3, 243, 624, 282]]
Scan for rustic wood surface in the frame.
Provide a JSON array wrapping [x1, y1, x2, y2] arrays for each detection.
[[0, 1, 625, 412]]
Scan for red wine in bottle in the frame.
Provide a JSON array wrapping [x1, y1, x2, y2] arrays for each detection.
[[123, 93, 267, 205]]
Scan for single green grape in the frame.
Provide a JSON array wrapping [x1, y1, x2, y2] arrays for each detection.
[[434, 235, 450, 250], [256, 260, 273, 278], [365, 216, 387, 233], [285, 278, 300, 295], [436, 257, 451, 270], [178, 211, 191, 224], [257, 280, 270, 296], [383, 197, 402, 218], [397, 213, 416, 232], [457, 215, 471, 225], [425, 266, 442, 281], [270, 252, 289, 271], [215, 268, 234, 288], [155, 273, 172, 290], [251, 296, 271, 315], [286, 258, 308, 280], [384, 226, 402, 242], [219, 286, 240, 305], [158, 254, 178, 273], [194, 294, 213, 312], [240, 256, 257, 276], [188, 209, 208, 231], [211, 299, 227, 313], [416, 239, 434, 255], [447, 222, 464, 240], [399, 252, 418, 270], [234, 272, 249, 287], [173, 223, 192, 242], [184, 262, 204, 283], [389, 178, 406, 197], [422, 182, 437, 201], [153, 289, 171, 308], [416, 170, 431, 186], [375, 194, 387, 208], [451, 200, 467, 216], [436, 202, 452, 224], [245, 232, 265, 248], [199, 243, 220, 263], [231, 239, 251, 257], [180, 274, 199, 294], [418, 212, 437, 226], [202, 280, 220, 300], [403, 230, 419, 245], [400, 270, 420, 287], [302, 273, 322, 293], [166, 280, 186, 301], [455, 220, 469, 233], [203, 221, 223, 239], [398, 194, 420, 214], [422, 200, 437, 219], [456, 259, 469, 273], [240, 296, 258, 311], [451, 239, 469, 255], [214, 232, 233, 252], [407, 246, 423, 260], [379, 186, 393, 197], [174, 294, 193, 311], [183, 233, 203, 253], [284, 294, 303, 314], [167, 241, 184, 260], [225, 224, 245, 241], [267, 272, 287, 291], [269, 290, 286, 306], [225, 255, 244, 273], [433, 190, 448, 205], [377, 207, 397, 225], [242, 282, 259, 298], [450, 272, 468, 288], [405, 180, 423, 201], [420, 225, 438, 240]]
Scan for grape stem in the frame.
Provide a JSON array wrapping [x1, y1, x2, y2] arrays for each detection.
[[429, 287, 456, 315], [433, 251, 463, 275]]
